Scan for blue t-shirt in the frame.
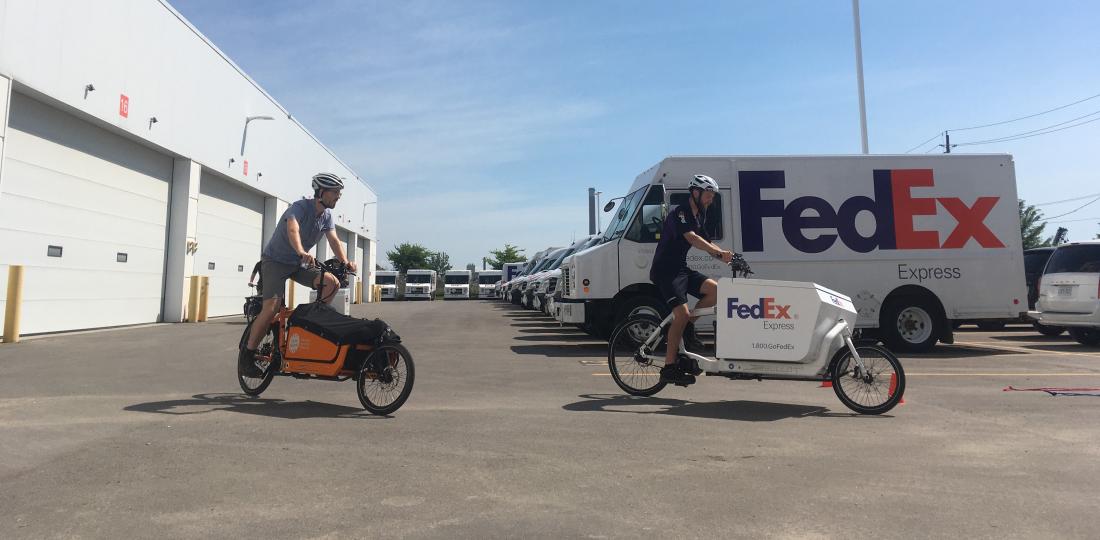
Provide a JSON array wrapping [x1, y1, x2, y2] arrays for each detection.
[[650, 204, 709, 280], [261, 198, 334, 265]]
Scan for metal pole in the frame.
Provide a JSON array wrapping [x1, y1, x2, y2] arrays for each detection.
[[852, 0, 869, 154], [595, 192, 602, 233], [587, 188, 596, 235]]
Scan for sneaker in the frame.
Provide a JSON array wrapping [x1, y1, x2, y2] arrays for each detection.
[[678, 354, 703, 376], [238, 348, 263, 377], [659, 364, 696, 386]]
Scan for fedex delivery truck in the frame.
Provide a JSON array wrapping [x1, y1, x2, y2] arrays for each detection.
[[444, 270, 473, 299], [558, 155, 1027, 352]]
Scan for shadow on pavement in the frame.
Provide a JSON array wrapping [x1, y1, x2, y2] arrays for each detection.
[[903, 344, 1017, 359], [511, 343, 606, 357], [512, 333, 599, 343], [984, 334, 1074, 344], [124, 393, 385, 419], [511, 322, 569, 328], [562, 394, 881, 421]]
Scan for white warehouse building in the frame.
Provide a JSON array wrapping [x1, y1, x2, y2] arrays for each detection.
[[0, 0, 379, 336]]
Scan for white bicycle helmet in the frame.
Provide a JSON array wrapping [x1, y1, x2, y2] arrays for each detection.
[[689, 174, 719, 192], [312, 172, 345, 191]]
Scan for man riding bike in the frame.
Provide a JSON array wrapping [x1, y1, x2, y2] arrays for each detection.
[[650, 174, 733, 386], [239, 172, 359, 376]]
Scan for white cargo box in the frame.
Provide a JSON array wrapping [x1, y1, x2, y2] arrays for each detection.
[[716, 278, 856, 363], [309, 287, 351, 316]]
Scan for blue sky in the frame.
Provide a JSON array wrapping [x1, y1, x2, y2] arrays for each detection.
[[173, 0, 1100, 268]]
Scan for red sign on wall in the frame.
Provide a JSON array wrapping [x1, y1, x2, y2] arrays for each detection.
[[119, 94, 129, 118], [243, 160, 249, 176]]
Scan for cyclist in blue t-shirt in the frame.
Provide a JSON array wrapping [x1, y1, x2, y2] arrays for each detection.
[[650, 174, 733, 385], [239, 172, 358, 376]]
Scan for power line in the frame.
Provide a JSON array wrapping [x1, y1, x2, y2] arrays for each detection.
[[948, 91, 1100, 132], [1034, 191, 1100, 207], [1044, 195, 1100, 220], [955, 110, 1100, 146], [902, 90, 1100, 152], [1048, 216, 1100, 224], [904, 133, 943, 154]]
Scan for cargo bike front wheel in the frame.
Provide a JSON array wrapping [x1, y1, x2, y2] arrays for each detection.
[[357, 343, 415, 415]]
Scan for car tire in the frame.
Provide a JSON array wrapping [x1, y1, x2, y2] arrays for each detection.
[[1033, 322, 1065, 337], [880, 296, 942, 353], [1069, 327, 1100, 346]]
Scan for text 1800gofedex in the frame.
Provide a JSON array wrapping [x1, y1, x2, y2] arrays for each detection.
[[727, 297, 792, 319], [739, 169, 1005, 253]]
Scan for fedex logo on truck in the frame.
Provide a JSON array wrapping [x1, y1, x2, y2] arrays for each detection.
[[727, 297, 792, 320], [739, 169, 1005, 253]]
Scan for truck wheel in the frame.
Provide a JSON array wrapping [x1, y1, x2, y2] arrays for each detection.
[[1033, 322, 1065, 337], [614, 295, 669, 333], [880, 296, 941, 353], [1069, 328, 1100, 346]]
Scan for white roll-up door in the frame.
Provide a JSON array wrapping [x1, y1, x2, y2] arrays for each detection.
[[0, 92, 172, 334], [194, 171, 264, 317]]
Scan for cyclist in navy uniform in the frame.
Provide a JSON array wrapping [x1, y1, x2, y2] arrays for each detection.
[[650, 174, 733, 385]]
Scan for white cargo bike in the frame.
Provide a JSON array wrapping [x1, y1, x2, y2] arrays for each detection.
[[608, 255, 906, 415]]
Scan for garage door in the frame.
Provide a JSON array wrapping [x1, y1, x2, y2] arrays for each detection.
[[195, 171, 264, 317], [0, 92, 172, 335]]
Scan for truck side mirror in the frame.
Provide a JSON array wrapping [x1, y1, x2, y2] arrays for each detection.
[[603, 201, 616, 212]]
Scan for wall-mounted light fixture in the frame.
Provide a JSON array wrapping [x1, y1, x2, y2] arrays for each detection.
[[84, 84, 95, 99], [240, 115, 275, 156], [148, 116, 158, 130]]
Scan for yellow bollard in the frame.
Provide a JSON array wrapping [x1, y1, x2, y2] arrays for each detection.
[[3, 265, 24, 344], [187, 275, 200, 322], [197, 276, 209, 322], [288, 281, 295, 308]]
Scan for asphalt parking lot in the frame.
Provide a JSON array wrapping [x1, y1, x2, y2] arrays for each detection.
[[2, 300, 1099, 539]]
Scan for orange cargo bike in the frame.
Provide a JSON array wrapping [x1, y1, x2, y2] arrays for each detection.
[[237, 259, 414, 415]]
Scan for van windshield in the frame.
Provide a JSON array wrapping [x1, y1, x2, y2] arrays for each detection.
[[444, 275, 469, 284], [601, 186, 646, 243], [1046, 245, 1100, 274], [407, 274, 432, 283], [376, 275, 396, 285], [478, 274, 501, 284]]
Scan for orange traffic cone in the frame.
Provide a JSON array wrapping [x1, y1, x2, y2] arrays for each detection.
[[889, 372, 905, 405]]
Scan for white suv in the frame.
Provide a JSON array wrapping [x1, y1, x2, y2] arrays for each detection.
[[1032, 241, 1100, 346]]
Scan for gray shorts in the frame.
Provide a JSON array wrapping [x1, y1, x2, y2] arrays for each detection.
[[260, 258, 321, 300]]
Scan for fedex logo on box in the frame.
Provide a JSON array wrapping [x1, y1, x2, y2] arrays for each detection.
[[739, 169, 1005, 254], [727, 297, 792, 320]]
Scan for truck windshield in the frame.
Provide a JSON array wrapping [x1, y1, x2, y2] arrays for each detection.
[[478, 275, 501, 284], [445, 275, 469, 284], [601, 186, 646, 243], [407, 274, 431, 283], [376, 275, 396, 285], [1046, 245, 1100, 274]]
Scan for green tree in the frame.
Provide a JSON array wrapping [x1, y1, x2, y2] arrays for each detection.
[[1019, 200, 1053, 249], [486, 244, 526, 270], [427, 251, 452, 276], [387, 243, 432, 273]]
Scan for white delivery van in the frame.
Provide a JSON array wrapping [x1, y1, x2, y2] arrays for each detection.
[[404, 269, 438, 300], [1031, 241, 1100, 346], [376, 271, 399, 300], [444, 270, 473, 299], [499, 262, 526, 300], [477, 270, 503, 299], [506, 249, 555, 304], [559, 155, 1027, 352]]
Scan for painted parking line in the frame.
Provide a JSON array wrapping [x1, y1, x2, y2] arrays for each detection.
[[952, 341, 1100, 358], [590, 372, 1100, 377]]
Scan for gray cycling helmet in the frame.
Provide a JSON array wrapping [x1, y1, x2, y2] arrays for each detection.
[[689, 174, 719, 192], [312, 172, 345, 192]]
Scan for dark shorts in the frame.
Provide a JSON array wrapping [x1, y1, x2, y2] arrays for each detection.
[[653, 267, 710, 308], [260, 258, 322, 300]]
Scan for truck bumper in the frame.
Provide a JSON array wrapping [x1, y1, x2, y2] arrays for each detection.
[[559, 299, 586, 323]]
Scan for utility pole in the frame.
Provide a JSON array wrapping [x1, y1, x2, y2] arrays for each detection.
[[939, 131, 957, 153]]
